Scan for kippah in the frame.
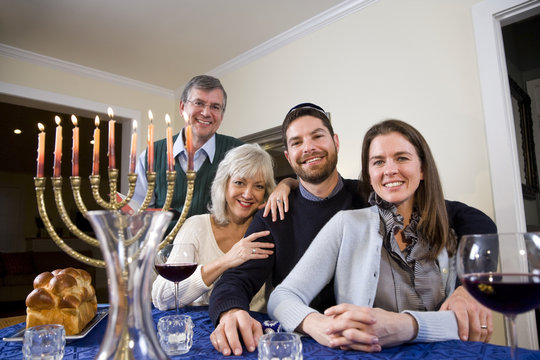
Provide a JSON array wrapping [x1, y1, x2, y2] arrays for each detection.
[[286, 102, 326, 115]]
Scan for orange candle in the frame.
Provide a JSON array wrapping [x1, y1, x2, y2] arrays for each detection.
[[183, 113, 194, 171], [36, 123, 45, 178], [129, 120, 138, 173], [71, 115, 79, 177], [107, 107, 115, 170], [147, 110, 155, 172], [185, 125, 193, 171], [53, 116, 62, 177], [165, 114, 174, 172], [92, 116, 100, 176]]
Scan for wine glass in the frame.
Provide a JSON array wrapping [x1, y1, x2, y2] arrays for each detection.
[[155, 243, 198, 314], [457, 233, 540, 360]]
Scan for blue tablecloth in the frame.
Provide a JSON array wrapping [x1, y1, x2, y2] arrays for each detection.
[[2, 305, 540, 359]]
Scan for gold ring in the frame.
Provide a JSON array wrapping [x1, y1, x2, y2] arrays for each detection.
[[252, 248, 256, 254]]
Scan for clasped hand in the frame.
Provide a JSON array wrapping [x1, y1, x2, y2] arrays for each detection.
[[301, 304, 417, 352]]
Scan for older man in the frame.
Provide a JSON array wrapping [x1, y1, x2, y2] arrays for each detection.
[[132, 75, 243, 216]]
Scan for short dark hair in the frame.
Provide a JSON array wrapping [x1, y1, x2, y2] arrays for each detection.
[[281, 103, 334, 149], [180, 75, 227, 111]]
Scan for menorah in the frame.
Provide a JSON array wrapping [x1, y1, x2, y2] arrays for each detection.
[[33, 108, 196, 360]]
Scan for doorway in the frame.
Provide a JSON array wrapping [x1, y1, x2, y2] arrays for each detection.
[[502, 14, 540, 231], [473, 0, 540, 350]]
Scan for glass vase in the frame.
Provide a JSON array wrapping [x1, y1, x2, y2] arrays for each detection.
[[86, 210, 172, 360]]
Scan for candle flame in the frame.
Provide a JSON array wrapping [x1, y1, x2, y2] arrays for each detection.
[[165, 114, 171, 127], [182, 110, 190, 126], [38, 123, 45, 132], [94, 115, 100, 127], [107, 107, 114, 118], [55, 115, 61, 126], [71, 115, 78, 127], [133, 119, 137, 132], [148, 110, 154, 122]]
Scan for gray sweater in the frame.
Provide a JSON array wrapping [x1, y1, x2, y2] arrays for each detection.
[[267, 206, 459, 343]]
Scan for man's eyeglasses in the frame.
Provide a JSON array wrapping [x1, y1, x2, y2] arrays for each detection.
[[185, 99, 224, 113]]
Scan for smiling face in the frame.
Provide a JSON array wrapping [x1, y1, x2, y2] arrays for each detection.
[[284, 115, 339, 185], [180, 87, 225, 145], [225, 174, 266, 224], [368, 132, 423, 214]]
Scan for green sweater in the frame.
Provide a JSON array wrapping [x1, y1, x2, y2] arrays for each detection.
[[152, 133, 243, 217]]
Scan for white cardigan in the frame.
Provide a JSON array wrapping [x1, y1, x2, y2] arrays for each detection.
[[267, 206, 459, 343]]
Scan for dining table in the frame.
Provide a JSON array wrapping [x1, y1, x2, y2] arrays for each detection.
[[1, 305, 540, 359]]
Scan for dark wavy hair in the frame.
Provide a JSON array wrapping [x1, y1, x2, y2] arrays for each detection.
[[360, 119, 456, 259]]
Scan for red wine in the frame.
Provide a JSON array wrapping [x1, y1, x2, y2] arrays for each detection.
[[155, 263, 197, 283], [463, 273, 540, 315]]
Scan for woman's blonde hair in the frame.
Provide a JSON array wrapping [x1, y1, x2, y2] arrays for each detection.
[[209, 144, 275, 225]]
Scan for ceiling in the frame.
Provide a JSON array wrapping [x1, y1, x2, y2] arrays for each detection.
[[0, 0, 345, 91]]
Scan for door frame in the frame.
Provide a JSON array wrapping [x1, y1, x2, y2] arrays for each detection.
[[473, 0, 540, 349]]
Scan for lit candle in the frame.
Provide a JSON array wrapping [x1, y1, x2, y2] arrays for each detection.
[[53, 116, 62, 177], [71, 115, 79, 177], [183, 114, 194, 171], [165, 114, 174, 172], [129, 120, 138, 174], [107, 107, 115, 169], [92, 116, 100, 176], [147, 110, 155, 172], [36, 123, 45, 178]]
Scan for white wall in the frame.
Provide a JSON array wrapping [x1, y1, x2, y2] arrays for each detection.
[[219, 0, 494, 219]]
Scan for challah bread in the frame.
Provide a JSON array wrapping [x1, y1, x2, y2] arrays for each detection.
[[26, 268, 97, 335]]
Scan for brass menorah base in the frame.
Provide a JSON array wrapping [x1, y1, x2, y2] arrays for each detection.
[[35, 169, 196, 267]]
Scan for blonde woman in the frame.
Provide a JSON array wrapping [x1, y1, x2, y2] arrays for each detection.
[[152, 144, 275, 311]]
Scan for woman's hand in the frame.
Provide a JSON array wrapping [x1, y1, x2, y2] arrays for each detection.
[[322, 304, 418, 351], [261, 178, 298, 222], [300, 310, 381, 353], [223, 231, 273, 268]]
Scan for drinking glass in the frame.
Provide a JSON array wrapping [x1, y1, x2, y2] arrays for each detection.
[[258, 332, 302, 360], [22, 324, 65, 360], [157, 314, 194, 355], [154, 243, 197, 313], [457, 232, 540, 360]]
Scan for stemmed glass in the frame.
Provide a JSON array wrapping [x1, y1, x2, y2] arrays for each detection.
[[457, 233, 540, 360], [154, 243, 198, 313]]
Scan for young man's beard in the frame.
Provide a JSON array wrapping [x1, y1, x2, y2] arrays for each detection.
[[291, 149, 338, 185]]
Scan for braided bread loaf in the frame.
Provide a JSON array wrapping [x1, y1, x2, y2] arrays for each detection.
[[25, 268, 97, 335]]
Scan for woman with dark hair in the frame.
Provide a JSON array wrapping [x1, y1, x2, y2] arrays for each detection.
[[268, 119, 491, 352], [152, 144, 275, 311]]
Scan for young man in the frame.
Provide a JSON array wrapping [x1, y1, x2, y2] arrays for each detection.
[[208, 103, 496, 356], [132, 75, 243, 216]]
